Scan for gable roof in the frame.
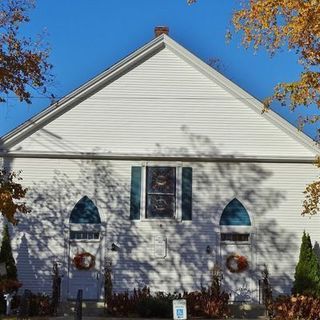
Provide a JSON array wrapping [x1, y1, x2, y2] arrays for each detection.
[[0, 34, 318, 158]]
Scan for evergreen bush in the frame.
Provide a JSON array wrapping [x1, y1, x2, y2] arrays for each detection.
[[292, 231, 320, 296], [0, 224, 17, 280], [0, 224, 19, 314]]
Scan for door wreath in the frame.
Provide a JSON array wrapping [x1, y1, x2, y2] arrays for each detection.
[[73, 252, 95, 270], [226, 254, 248, 273]]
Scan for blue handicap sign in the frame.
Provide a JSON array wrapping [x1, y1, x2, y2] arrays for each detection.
[[173, 299, 187, 320], [176, 308, 184, 319]]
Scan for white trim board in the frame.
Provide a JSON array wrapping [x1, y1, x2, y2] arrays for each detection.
[[0, 151, 316, 163]]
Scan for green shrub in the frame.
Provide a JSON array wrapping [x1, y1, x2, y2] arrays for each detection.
[[0, 224, 17, 281], [292, 231, 320, 296], [0, 224, 20, 314]]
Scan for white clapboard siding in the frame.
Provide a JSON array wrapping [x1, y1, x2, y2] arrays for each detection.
[[9, 47, 317, 158], [3, 157, 320, 296], [1, 35, 320, 300]]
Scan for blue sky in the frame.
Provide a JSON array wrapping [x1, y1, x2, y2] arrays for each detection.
[[0, 0, 314, 138]]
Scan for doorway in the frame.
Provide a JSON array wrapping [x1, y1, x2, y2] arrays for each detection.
[[219, 199, 256, 302], [68, 231, 102, 300], [67, 196, 103, 300]]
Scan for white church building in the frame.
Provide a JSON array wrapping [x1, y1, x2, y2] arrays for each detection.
[[1, 30, 320, 302]]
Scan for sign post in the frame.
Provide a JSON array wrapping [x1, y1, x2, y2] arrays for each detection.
[[173, 299, 187, 320]]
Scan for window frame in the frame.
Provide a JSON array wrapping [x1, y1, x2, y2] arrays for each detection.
[[220, 232, 250, 243], [69, 230, 101, 241], [69, 223, 102, 243], [219, 225, 252, 246], [140, 163, 182, 221]]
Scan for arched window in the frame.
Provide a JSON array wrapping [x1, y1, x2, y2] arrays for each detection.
[[69, 196, 101, 224], [220, 198, 251, 226], [220, 198, 251, 242], [69, 196, 101, 240]]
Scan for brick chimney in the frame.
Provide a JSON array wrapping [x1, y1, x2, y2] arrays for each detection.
[[154, 26, 169, 37]]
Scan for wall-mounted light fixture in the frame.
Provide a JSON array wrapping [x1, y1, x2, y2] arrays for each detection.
[[206, 245, 211, 254], [111, 243, 119, 251]]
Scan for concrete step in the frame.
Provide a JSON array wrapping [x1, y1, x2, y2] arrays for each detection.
[[58, 301, 105, 317], [229, 303, 266, 319]]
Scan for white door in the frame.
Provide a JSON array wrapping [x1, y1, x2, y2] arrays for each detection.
[[220, 243, 256, 302], [68, 239, 101, 300]]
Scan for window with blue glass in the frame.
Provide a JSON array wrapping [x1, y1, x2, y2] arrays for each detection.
[[69, 196, 101, 224], [220, 199, 251, 243], [220, 198, 251, 226]]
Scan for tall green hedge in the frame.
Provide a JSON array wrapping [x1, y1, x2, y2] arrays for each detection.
[[0, 224, 17, 280], [0, 224, 19, 313], [292, 231, 320, 296]]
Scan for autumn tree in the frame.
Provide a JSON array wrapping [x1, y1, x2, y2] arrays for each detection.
[[189, 0, 319, 115], [230, 0, 320, 216], [0, 0, 53, 104], [188, 0, 320, 215], [0, 170, 29, 224], [0, 1, 45, 224], [229, 1, 320, 114]]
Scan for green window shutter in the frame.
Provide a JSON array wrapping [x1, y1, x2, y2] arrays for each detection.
[[182, 167, 192, 220], [130, 166, 142, 220]]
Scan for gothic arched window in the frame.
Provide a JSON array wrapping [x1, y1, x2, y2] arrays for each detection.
[[220, 199, 251, 242], [69, 196, 101, 224], [220, 198, 251, 226]]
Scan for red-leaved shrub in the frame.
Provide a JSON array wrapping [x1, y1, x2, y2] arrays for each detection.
[[106, 287, 230, 318], [0, 279, 22, 293], [106, 287, 151, 316], [273, 295, 320, 320], [184, 289, 230, 319]]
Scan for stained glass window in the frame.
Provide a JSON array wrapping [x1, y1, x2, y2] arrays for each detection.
[[146, 167, 176, 218]]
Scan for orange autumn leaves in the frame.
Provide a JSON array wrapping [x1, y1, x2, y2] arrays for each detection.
[[188, 0, 320, 215], [231, 0, 320, 115], [0, 170, 29, 224], [0, 0, 53, 104], [188, 1, 320, 123], [303, 157, 320, 216], [233, 0, 320, 216]]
